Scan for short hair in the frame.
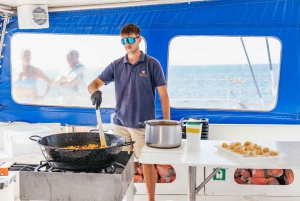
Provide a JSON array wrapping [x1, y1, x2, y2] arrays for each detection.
[[68, 50, 79, 58], [120, 24, 140, 36], [20, 47, 31, 56]]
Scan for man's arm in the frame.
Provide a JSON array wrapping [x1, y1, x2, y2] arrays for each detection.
[[53, 73, 64, 86], [59, 77, 80, 87], [88, 77, 105, 94], [54, 67, 86, 87], [157, 85, 170, 120], [59, 68, 85, 87]]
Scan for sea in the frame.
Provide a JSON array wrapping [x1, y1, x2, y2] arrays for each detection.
[[167, 64, 279, 110], [22, 64, 279, 110]]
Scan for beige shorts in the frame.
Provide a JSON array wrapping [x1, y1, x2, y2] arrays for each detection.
[[113, 124, 145, 159]]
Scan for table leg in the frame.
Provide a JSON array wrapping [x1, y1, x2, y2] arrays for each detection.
[[188, 166, 197, 201], [188, 166, 221, 201]]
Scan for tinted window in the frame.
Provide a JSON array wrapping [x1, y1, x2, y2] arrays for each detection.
[[168, 36, 281, 111], [11, 34, 146, 108]]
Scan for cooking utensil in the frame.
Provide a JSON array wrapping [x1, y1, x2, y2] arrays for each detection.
[[29, 132, 135, 170], [140, 120, 182, 148], [95, 107, 107, 147]]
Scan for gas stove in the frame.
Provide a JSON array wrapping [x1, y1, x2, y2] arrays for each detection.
[[13, 151, 134, 201]]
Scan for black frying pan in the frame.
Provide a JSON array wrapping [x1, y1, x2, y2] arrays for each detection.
[[30, 131, 134, 171]]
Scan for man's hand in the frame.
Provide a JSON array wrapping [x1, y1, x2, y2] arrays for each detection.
[[91, 91, 102, 109]]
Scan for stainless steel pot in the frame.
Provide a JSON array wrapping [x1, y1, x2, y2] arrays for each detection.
[[140, 120, 182, 148]]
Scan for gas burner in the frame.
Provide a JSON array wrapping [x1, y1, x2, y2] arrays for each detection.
[[114, 162, 125, 168], [34, 162, 48, 172], [9, 163, 37, 171], [102, 164, 115, 174], [48, 166, 66, 172], [33, 161, 125, 174]]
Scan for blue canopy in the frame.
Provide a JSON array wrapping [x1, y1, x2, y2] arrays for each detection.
[[0, 0, 299, 126]]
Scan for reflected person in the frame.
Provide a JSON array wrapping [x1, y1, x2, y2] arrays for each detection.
[[12, 48, 52, 103], [53, 50, 88, 105]]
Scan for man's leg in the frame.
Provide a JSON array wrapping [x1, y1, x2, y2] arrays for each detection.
[[113, 124, 133, 151], [143, 164, 156, 201], [129, 128, 156, 201]]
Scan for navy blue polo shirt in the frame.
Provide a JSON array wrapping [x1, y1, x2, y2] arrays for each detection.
[[98, 52, 166, 128]]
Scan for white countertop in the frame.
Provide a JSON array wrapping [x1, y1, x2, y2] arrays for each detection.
[[139, 140, 300, 169]]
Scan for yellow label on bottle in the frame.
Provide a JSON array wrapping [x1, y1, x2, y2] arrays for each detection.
[[186, 128, 200, 133]]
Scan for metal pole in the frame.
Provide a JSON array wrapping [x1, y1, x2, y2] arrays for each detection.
[[0, 13, 10, 68], [240, 37, 265, 109], [195, 167, 221, 193], [226, 76, 230, 108], [265, 37, 277, 97], [188, 166, 197, 201]]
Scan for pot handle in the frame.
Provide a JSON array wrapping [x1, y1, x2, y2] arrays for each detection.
[[138, 122, 146, 126], [29, 135, 42, 141], [121, 141, 136, 147], [55, 148, 75, 152]]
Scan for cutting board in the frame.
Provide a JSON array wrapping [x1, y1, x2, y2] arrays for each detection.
[[142, 140, 186, 154]]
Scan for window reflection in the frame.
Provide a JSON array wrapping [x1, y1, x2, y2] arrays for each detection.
[[11, 34, 146, 108], [12, 48, 52, 104], [52, 50, 89, 106]]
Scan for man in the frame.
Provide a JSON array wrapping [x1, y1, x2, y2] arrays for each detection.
[[53, 50, 88, 106], [88, 24, 170, 201]]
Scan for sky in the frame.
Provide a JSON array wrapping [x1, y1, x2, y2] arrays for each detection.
[[169, 36, 281, 66]]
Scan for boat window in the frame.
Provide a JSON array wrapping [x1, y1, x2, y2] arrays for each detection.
[[168, 36, 281, 111], [10, 34, 146, 108]]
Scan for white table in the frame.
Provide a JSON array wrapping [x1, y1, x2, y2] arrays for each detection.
[[139, 140, 300, 201]]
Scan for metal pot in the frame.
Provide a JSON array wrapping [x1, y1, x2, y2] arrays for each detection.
[[140, 120, 182, 148], [29, 131, 135, 171]]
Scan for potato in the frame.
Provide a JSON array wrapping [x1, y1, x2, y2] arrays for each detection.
[[263, 147, 270, 153], [222, 143, 229, 148]]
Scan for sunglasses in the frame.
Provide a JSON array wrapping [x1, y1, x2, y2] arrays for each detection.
[[121, 36, 140, 45]]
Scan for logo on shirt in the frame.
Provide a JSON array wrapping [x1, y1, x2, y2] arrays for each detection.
[[139, 70, 148, 77]]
